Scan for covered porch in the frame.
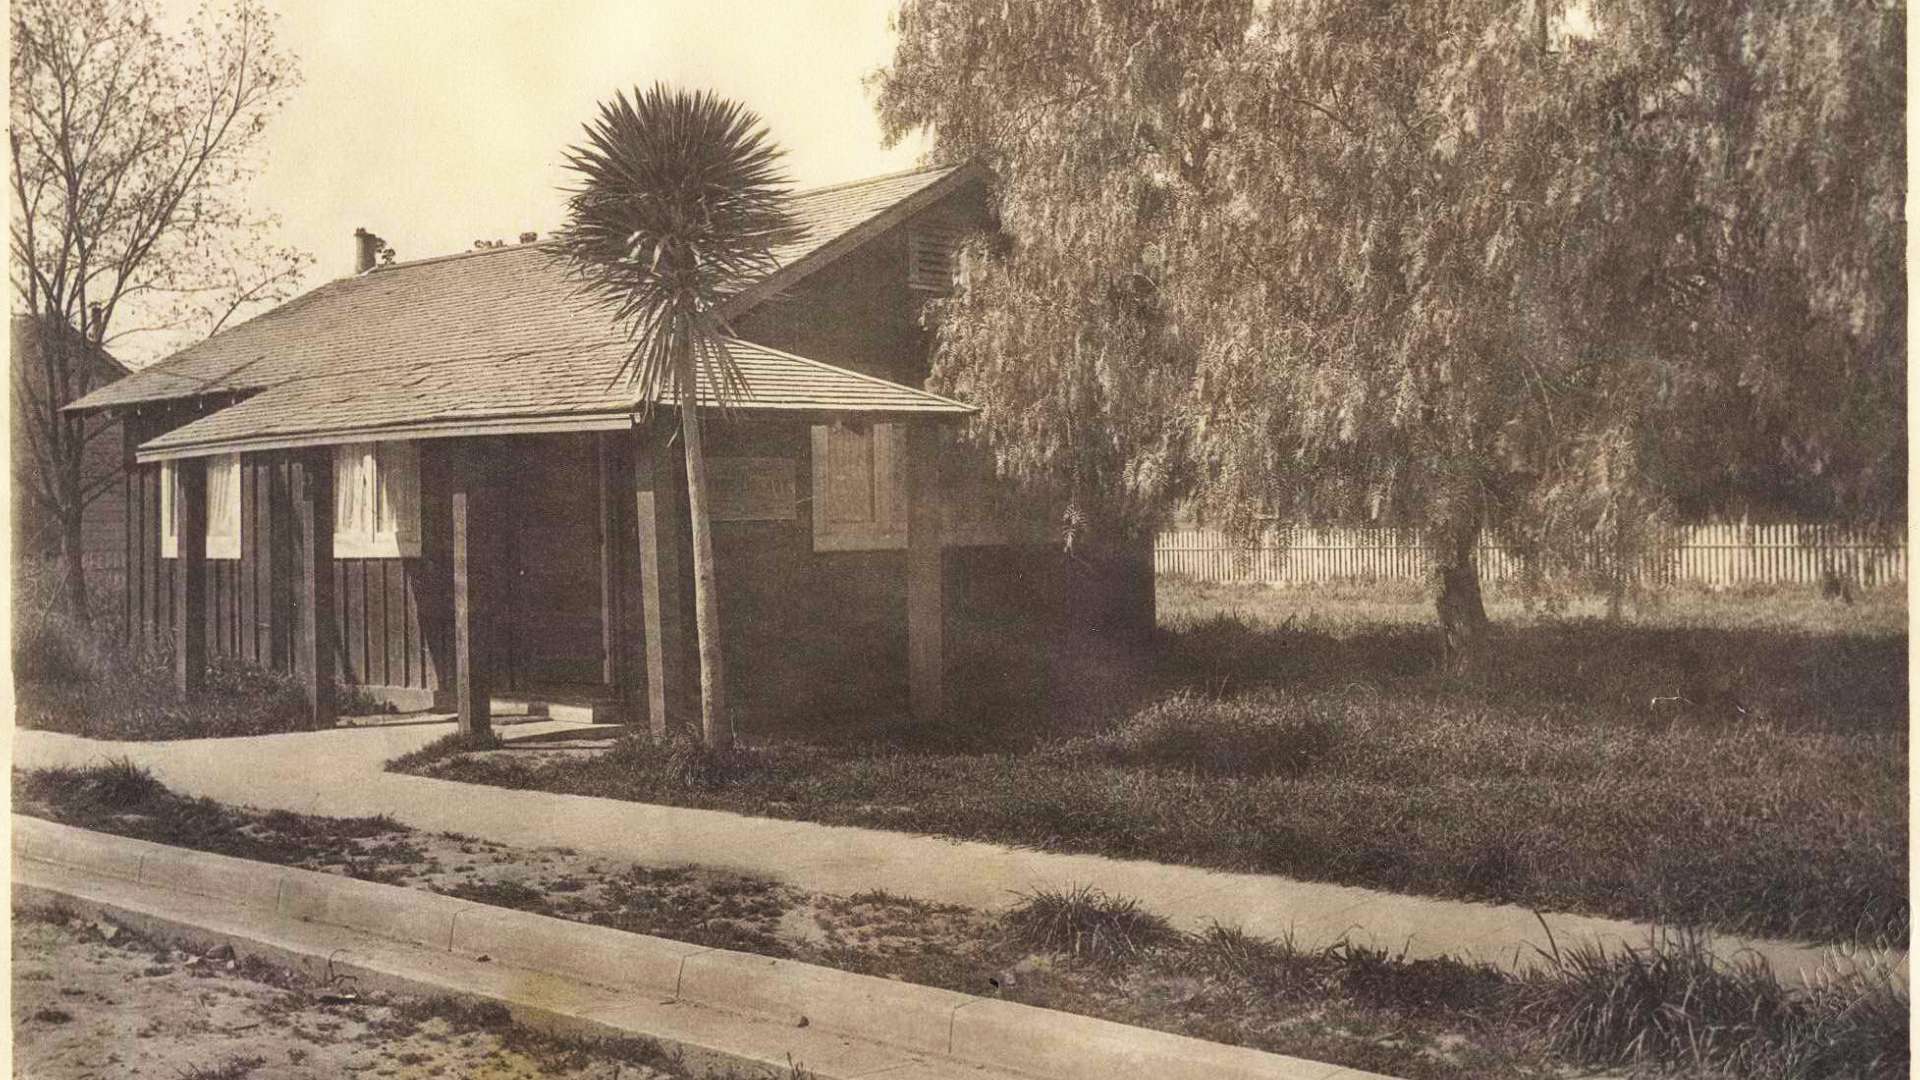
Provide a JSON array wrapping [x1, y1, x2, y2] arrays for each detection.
[[132, 346, 978, 739]]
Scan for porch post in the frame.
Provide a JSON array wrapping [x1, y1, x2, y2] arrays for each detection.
[[451, 446, 492, 736], [905, 423, 945, 723], [599, 431, 622, 687], [293, 450, 336, 726], [173, 456, 208, 695], [631, 422, 691, 739]]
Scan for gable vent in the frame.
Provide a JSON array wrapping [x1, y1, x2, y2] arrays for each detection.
[[908, 220, 966, 293]]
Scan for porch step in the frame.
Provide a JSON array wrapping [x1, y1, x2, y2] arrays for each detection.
[[488, 694, 623, 726]]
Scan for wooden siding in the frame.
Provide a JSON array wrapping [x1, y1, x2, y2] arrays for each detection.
[[126, 442, 447, 694]]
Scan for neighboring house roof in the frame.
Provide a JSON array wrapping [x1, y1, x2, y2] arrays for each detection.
[[12, 314, 132, 398], [69, 163, 984, 461]]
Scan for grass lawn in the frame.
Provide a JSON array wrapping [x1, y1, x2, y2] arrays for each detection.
[[18, 763, 1907, 1079], [401, 579, 1907, 948]]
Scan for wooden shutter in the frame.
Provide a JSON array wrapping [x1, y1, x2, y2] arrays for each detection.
[[811, 422, 908, 551], [205, 454, 243, 559]]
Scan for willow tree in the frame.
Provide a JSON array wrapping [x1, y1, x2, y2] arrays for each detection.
[[555, 86, 800, 747], [876, 0, 1903, 653]]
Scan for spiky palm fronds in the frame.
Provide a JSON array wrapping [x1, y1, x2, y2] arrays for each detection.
[[552, 83, 801, 407]]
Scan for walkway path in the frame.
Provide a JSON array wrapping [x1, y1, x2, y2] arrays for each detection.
[[12, 723, 1903, 988]]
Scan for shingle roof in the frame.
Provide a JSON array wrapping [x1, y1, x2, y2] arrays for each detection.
[[138, 338, 974, 459], [73, 163, 982, 456]]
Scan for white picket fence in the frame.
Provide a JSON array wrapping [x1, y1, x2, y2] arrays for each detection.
[[1155, 524, 1908, 589]]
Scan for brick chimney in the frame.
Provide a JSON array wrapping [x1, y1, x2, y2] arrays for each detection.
[[353, 227, 384, 274]]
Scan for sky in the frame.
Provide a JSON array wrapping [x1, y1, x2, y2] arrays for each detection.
[[135, 0, 927, 362]]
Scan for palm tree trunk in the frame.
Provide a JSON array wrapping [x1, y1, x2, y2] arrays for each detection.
[[678, 400, 731, 749]]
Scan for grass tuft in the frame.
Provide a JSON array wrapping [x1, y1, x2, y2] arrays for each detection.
[[386, 729, 502, 771], [22, 757, 163, 815], [1516, 932, 1910, 1078], [1003, 885, 1180, 966], [657, 736, 767, 789]]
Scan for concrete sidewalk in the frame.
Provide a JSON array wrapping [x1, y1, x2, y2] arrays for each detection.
[[11, 723, 1903, 988], [19, 815, 1394, 1080]]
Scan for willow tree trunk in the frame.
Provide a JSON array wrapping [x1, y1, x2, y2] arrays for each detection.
[[678, 400, 730, 749], [1434, 524, 1488, 667]]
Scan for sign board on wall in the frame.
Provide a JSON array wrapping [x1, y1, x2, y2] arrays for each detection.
[[708, 457, 796, 522]]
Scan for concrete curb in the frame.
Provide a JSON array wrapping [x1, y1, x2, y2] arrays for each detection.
[[13, 815, 1398, 1080]]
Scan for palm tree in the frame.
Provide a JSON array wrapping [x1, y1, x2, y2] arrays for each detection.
[[554, 85, 800, 749]]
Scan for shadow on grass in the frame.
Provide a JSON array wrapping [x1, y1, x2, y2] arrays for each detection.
[[1154, 604, 1907, 735], [398, 583, 1909, 946]]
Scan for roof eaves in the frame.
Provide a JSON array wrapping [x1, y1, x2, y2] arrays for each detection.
[[714, 338, 978, 415], [136, 409, 637, 462]]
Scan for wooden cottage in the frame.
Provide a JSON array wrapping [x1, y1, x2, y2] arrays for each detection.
[[66, 164, 1154, 735]]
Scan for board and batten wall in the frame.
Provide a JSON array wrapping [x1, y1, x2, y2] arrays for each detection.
[[123, 427, 450, 707], [1156, 524, 1908, 589]]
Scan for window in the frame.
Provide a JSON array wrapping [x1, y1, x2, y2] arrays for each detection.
[[810, 422, 906, 551], [160, 462, 176, 559], [206, 455, 242, 559], [333, 440, 420, 558], [160, 454, 242, 560]]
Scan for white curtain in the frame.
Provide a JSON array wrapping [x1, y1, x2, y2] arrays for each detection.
[[334, 441, 419, 557], [159, 456, 241, 559], [160, 462, 177, 558], [205, 454, 242, 559]]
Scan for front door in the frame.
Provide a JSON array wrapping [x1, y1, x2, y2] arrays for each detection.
[[498, 434, 604, 690]]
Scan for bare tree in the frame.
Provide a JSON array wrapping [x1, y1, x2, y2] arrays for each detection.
[[10, 0, 308, 618]]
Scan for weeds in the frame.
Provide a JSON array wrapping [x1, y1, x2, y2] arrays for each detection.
[[25, 758, 162, 814], [386, 729, 502, 771], [15, 764, 429, 872], [401, 580, 1906, 945], [1514, 931, 1910, 1078], [17, 761, 1905, 1080], [13, 569, 374, 739], [1003, 885, 1180, 966], [175, 1056, 267, 1080]]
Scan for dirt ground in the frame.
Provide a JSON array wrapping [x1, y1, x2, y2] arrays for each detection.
[[10, 909, 697, 1079]]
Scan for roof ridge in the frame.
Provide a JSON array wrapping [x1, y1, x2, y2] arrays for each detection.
[[342, 164, 969, 278], [360, 239, 559, 275], [789, 161, 963, 199]]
